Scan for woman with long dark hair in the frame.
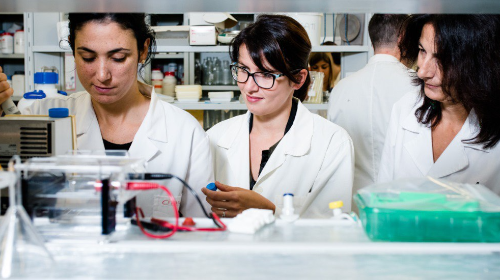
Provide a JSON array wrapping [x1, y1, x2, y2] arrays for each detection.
[[202, 15, 354, 218], [378, 15, 500, 195]]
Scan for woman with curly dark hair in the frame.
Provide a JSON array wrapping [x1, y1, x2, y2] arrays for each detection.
[[378, 14, 500, 195]]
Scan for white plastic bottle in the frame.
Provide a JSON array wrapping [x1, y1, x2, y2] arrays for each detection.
[[151, 69, 164, 93], [14, 30, 24, 54], [1, 32, 14, 54], [17, 71, 67, 112], [162, 72, 177, 97], [12, 71, 25, 98]]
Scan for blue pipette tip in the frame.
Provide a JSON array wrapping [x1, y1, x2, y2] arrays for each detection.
[[206, 182, 217, 191]]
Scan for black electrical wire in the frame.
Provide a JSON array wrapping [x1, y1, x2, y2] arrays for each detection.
[[130, 173, 222, 228]]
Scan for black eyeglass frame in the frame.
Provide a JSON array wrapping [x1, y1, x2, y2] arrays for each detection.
[[230, 62, 291, 89]]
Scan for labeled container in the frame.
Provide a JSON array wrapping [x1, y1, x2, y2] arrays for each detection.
[[162, 72, 177, 97], [151, 69, 164, 92], [17, 71, 67, 112], [1, 32, 14, 54], [354, 178, 500, 242], [12, 71, 25, 98], [14, 29, 24, 54], [167, 62, 178, 77]]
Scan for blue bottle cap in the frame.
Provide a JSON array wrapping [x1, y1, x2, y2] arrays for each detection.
[[206, 182, 217, 191], [49, 108, 69, 118], [23, 90, 46, 99], [34, 72, 58, 84], [283, 193, 294, 197]]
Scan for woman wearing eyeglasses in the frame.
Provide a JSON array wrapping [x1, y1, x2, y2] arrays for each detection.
[[202, 15, 354, 218]]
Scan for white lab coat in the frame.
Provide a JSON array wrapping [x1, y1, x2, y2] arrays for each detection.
[[207, 100, 354, 218], [378, 91, 500, 195], [22, 86, 214, 217], [327, 54, 418, 209]]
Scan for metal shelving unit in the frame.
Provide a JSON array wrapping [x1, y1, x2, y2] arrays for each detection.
[[202, 85, 239, 91], [2, 0, 498, 14], [23, 12, 371, 116], [0, 54, 24, 59], [161, 100, 329, 111]]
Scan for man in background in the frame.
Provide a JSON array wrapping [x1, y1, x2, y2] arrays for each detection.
[[327, 14, 417, 212]]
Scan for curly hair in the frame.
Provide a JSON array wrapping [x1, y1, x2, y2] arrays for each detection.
[[399, 14, 500, 149], [67, 13, 157, 78]]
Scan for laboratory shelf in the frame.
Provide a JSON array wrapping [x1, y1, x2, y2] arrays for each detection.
[[30, 45, 370, 54], [202, 85, 239, 91], [31, 46, 71, 53], [153, 53, 185, 59], [156, 45, 370, 53], [0, 53, 24, 59], [311, 45, 370, 52], [166, 100, 329, 110], [156, 45, 230, 53]]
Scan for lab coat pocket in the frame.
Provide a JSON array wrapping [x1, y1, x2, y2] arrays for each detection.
[[274, 194, 308, 217], [153, 195, 182, 218]]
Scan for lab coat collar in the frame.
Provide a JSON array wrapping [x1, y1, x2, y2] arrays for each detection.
[[217, 99, 313, 156], [217, 112, 251, 189], [402, 106, 488, 178], [128, 85, 167, 163], [281, 100, 313, 157], [368, 54, 401, 65], [143, 86, 168, 144], [216, 99, 313, 188], [255, 100, 313, 185], [75, 92, 97, 137], [401, 96, 425, 134], [460, 109, 489, 153], [76, 83, 166, 162]]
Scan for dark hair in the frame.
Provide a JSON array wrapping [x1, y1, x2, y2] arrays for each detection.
[[369, 14, 409, 50], [321, 41, 341, 65], [308, 52, 335, 91], [67, 13, 156, 75], [230, 14, 311, 102], [399, 14, 500, 149]]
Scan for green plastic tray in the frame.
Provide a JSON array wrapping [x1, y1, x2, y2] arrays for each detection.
[[354, 192, 500, 242]]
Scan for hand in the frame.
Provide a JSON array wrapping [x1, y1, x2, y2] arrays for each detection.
[[201, 181, 276, 218], [0, 66, 14, 114]]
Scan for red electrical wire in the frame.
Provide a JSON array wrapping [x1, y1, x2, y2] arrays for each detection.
[[127, 182, 226, 238], [132, 184, 179, 239], [150, 212, 226, 232]]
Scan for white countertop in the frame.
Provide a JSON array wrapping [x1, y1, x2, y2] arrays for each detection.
[[5, 217, 500, 279]]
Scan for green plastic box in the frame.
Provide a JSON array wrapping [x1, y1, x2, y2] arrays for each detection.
[[354, 191, 500, 242]]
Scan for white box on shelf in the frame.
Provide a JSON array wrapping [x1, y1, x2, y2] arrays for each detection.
[[187, 12, 238, 29], [190, 26, 217, 45], [152, 25, 190, 46]]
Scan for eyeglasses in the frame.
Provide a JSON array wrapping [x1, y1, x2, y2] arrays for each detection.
[[230, 62, 286, 89]]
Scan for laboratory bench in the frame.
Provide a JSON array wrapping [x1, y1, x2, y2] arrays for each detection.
[[6, 218, 500, 279]]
